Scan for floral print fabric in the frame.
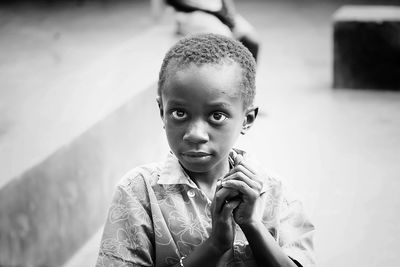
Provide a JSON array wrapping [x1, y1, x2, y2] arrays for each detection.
[[96, 151, 315, 267]]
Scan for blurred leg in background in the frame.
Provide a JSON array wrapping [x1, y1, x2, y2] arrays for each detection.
[[165, 0, 260, 62]]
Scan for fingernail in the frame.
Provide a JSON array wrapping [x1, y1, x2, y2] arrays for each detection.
[[235, 154, 243, 165]]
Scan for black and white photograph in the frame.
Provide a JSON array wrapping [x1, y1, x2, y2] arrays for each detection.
[[0, 0, 399, 266]]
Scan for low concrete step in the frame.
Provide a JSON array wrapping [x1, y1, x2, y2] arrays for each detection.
[[0, 23, 174, 267]]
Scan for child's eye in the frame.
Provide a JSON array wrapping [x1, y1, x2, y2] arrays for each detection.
[[209, 112, 227, 124], [171, 110, 187, 120]]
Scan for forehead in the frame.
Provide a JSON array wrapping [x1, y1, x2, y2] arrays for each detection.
[[163, 62, 244, 100]]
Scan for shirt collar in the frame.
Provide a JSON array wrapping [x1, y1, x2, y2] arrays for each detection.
[[157, 149, 273, 194], [157, 152, 198, 188], [157, 150, 243, 188]]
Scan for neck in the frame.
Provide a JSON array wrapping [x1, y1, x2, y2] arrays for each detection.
[[185, 158, 230, 195]]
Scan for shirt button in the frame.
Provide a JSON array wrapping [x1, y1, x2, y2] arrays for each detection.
[[187, 189, 196, 198]]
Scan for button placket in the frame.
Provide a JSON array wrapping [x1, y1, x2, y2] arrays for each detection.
[[187, 189, 196, 198]]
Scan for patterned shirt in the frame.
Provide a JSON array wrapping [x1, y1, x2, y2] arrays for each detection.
[[96, 150, 315, 267]]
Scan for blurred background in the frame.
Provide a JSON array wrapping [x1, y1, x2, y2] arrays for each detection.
[[0, 0, 399, 266]]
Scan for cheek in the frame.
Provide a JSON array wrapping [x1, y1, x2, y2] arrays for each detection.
[[212, 124, 242, 143], [228, 117, 245, 132], [165, 124, 183, 143]]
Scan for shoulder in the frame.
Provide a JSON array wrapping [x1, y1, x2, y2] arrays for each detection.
[[243, 151, 311, 217], [108, 162, 167, 210], [239, 150, 302, 204], [240, 150, 283, 190], [117, 162, 163, 193]]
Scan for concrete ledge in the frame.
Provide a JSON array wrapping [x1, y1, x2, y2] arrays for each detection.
[[0, 24, 174, 189], [0, 83, 169, 266], [0, 24, 174, 266], [333, 5, 400, 90]]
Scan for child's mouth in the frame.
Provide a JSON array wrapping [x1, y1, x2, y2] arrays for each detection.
[[181, 151, 212, 161]]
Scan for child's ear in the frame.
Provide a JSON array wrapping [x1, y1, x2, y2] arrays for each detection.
[[241, 106, 258, 135], [156, 96, 164, 119]]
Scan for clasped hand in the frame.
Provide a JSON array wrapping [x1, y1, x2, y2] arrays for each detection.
[[210, 154, 265, 253], [220, 154, 265, 225]]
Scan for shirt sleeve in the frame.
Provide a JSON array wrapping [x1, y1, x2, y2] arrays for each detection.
[[96, 176, 154, 267], [278, 189, 316, 267]]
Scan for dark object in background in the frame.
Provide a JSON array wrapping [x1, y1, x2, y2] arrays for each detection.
[[166, 0, 259, 62], [333, 6, 400, 90]]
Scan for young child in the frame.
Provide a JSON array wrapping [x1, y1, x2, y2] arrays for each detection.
[[96, 34, 315, 267]]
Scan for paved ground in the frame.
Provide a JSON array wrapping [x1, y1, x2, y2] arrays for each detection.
[[1, 0, 400, 266], [236, 1, 400, 266]]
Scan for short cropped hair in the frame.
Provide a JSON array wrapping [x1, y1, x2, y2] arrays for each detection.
[[158, 33, 256, 108]]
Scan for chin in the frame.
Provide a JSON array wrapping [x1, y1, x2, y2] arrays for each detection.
[[179, 160, 213, 174]]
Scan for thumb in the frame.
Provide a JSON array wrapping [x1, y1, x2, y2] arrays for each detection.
[[234, 153, 244, 166], [221, 199, 241, 217]]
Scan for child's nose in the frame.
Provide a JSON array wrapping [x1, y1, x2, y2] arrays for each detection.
[[183, 120, 209, 144]]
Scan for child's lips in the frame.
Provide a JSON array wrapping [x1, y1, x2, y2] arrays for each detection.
[[181, 151, 212, 162], [182, 151, 211, 157]]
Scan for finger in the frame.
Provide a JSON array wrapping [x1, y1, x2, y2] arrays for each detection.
[[221, 180, 258, 198], [211, 179, 224, 212], [232, 165, 263, 189], [221, 199, 241, 217], [229, 165, 256, 180], [216, 178, 223, 191], [223, 160, 254, 179], [236, 158, 257, 175], [214, 187, 239, 213], [234, 153, 244, 166], [223, 171, 262, 192]]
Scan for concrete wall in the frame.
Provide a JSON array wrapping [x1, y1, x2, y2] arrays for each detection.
[[0, 85, 168, 266]]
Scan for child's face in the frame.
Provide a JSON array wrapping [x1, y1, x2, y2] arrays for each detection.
[[159, 62, 255, 176]]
